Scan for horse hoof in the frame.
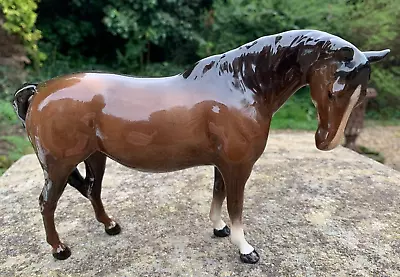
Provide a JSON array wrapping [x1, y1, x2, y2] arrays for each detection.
[[240, 250, 260, 264], [213, 225, 231, 237], [105, 221, 121, 236], [52, 244, 71, 260]]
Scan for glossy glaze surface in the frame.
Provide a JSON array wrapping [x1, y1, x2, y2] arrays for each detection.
[[13, 29, 390, 263], [26, 72, 270, 172]]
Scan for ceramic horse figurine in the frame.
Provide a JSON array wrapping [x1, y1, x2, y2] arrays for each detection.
[[13, 29, 389, 264]]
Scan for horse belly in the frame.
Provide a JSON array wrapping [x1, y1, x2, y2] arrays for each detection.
[[96, 114, 212, 172]]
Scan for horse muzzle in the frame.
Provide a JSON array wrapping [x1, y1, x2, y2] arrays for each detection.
[[315, 127, 338, 151]]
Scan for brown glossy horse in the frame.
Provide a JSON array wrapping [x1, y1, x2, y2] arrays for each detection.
[[13, 30, 389, 264]]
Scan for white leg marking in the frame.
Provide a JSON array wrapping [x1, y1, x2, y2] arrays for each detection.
[[106, 220, 117, 229], [35, 136, 48, 166], [55, 244, 65, 253], [40, 171, 52, 213], [87, 177, 95, 196], [210, 201, 226, 230], [327, 85, 362, 150], [230, 225, 254, 254]]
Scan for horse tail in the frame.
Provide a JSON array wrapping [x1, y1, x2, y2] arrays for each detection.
[[12, 82, 38, 127]]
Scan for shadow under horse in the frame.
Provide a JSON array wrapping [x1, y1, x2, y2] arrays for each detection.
[[13, 29, 389, 264]]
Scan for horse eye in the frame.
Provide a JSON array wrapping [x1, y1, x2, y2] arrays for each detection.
[[328, 91, 334, 101]]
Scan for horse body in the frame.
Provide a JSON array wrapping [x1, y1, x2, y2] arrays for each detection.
[[13, 29, 389, 263], [26, 71, 270, 173]]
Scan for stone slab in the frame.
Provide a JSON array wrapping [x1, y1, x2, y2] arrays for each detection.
[[0, 132, 399, 276]]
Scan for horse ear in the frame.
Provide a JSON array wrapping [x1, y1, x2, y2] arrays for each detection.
[[363, 49, 390, 63]]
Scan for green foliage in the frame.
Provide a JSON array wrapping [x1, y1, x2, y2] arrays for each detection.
[[0, 135, 32, 160], [199, 0, 400, 120], [0, 135, 33, 176], [271, 88, 318, 130], [102, 0, 207, 71], [2, 0, 400, 122], [26, 53, 186, 85], [0, 156, 12, 175], [0, 99, 17, 125], [366, 65, 400, 120], [197, 0, 298, 57], [0, 0, 45, 66], [285, 0, 400, 120], [27, 53, 110, 83], [36, 0, 111, 60], [137, 62, 186, 77], [0, 65, 25, 101], [35, 0, 208, 74]]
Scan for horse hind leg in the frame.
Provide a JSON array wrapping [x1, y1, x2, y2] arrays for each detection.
[[39, 161, 76, 260], [67, 152, 121, 235]]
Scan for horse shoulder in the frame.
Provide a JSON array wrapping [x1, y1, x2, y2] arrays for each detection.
[[207, 106, 267, 163]]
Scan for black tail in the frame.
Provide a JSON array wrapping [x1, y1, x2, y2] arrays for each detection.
[[12, 82, 38, 127]]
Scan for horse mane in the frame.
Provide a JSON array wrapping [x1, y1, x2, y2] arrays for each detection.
[[181, 30, 366, 97], [183, 30, 358, 78]]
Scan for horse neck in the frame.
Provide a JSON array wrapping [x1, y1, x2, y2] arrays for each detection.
[[220, 43, 308, 116], [266, 74, 306, 115], [181, 32, 322, 116]]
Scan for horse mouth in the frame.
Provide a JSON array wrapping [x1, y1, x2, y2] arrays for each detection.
[[316, 138, 333, 151], [316, 140, 329, 151], [316, 139, 338, 151]]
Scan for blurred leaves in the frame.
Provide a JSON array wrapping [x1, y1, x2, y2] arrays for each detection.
[[102, 0, 208, 70], [0, 0, 398, 121], [0, 0, 45, 66], [199, 0, 400, 120]]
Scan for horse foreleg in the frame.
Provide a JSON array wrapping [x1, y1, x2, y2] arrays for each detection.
[[210, 166, 230, 237], [222, 164, 260, 264], [67, 167, 88, 197]]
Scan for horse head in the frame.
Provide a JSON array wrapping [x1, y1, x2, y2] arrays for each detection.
[[307, 45, 389, 150]]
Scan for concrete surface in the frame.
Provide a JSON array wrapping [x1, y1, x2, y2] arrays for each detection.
[[0, 132, 399, 277]]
